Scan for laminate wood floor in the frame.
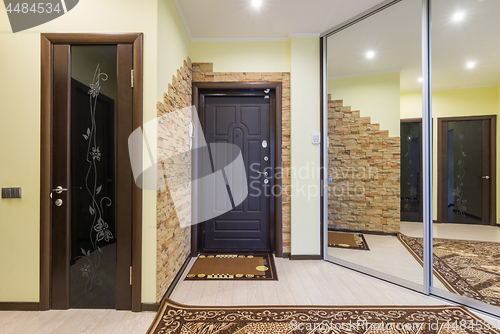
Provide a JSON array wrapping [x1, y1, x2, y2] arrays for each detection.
[[171, 256, 442, 307], [1, 258, 499, 333]]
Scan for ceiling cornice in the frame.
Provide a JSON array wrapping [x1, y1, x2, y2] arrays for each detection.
[[173, 0, 194, 41], [328, 69, 401, 80], [191, 37, 290, 42], [288, 33, 320, 38]]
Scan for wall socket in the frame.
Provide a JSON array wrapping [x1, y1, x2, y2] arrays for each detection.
[[2, 187, 22, 198]]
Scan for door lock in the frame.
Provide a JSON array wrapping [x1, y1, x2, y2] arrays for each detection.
[[55, 199, 63, 207]]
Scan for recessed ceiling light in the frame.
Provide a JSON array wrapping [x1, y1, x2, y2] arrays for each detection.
[[252, 0, 262, 8], [452, 11, 466, 22], [418, 77, 423, 83], [466, 61, 476, 69], [366, 51, 375, 59]]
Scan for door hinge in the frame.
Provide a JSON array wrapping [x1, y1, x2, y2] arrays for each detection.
[[131, 69, 134, 88], [130, 266, 133, 285]]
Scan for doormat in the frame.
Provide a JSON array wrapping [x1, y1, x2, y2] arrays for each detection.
[[185, 254, 277, 281], [398, 233, 500, 307], [147, 298, 499, 334], [328, 232, 370, 250]]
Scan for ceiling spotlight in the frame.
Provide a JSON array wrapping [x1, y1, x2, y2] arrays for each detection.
[[418, 77, 423, 83], [366, 51, 375, 59], [466, 61, 476, 69], [252, 0, 262, 8], [452, 11, 465, 22]]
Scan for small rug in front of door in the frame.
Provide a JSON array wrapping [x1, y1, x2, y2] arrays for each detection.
[[185, 254, 277, 281], [328, 231, 370, 250], [398, 233, 500, 307], [146, 299, 500, 334]]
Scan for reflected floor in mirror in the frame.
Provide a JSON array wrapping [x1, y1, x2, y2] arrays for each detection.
[[328, 222, 500, 292]]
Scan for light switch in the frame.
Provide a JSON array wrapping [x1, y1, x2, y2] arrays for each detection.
[[2, 187, 22, 198]]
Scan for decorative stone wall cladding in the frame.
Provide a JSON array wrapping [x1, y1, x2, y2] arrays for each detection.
[[192, 63, 291, 254], [328, 99, 400, 233], [156, 58, 193, 302]]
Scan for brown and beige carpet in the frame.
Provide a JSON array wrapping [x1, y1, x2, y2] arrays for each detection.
[[398, 233, 500, 307], [147, 299, 499, 334], [185, 254, 277, 281], [328, 232, 369, 251]]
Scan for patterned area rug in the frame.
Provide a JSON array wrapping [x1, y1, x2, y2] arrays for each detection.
[[146, 299, 499, 334], [398, 233, 500, 307], [185, 254, 277, 281], [328, 232, 369, 250]]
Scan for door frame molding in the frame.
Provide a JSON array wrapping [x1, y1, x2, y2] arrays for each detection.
[[191, 82, 283, 257], [437, 115, 497, 226], [40, 33, 143, 311]]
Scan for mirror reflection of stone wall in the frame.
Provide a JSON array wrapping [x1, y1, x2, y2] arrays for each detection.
[[325, 0, 500, 312], [326, 0, 424, 287]]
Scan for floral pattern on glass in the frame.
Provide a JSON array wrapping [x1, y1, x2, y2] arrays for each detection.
[[453, 131, 467, 216], [73, 64, 113, 292]]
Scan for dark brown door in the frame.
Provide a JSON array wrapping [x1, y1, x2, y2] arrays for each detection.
[[203, 96, 272, 251], [400, 120, 423, 222], [51, 44, 134, 309], [438, 116, 497, 226]]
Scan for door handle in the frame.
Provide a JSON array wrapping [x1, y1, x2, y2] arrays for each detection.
[[52, 186, 68, 194], [480, 176, 490, 180], [254, 171, 269, 177], [50, 185, 81, 198]]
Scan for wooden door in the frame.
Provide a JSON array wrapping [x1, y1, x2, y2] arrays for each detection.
[[51, 44, 134, 309], [437, 116, 497, 226], [203, 96, 272, 251], [400, 119, 423, 222]]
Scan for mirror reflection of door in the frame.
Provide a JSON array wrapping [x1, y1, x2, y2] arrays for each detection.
[[400, 120, 423, 222], [438, 116, 497, 226]]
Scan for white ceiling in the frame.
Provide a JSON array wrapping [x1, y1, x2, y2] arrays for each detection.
[[175, 0, 387, 40], [176, 0, 500, 91], [327, 0, 500, 91]]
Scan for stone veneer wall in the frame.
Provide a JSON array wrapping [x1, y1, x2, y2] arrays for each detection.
[[328, 99, 400, 233], [192, 63, 292, 254], [156, 58, 193, 302]]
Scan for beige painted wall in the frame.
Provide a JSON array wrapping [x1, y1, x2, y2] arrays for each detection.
[[0, 0, 190, 304], [401, 85, 500, 224], [191, 41, 291, 73], [157, 0, 191, 101], [0, 1, 325, 305], [0, 33, 41, 302], [328, 72, 401, 137], [191, 38, 321, 255], [290, 37, 321, 256]]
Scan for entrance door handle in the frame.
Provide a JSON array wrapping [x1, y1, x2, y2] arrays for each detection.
[[254, 171, 269, 177], [480, 176, 490, 180]]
